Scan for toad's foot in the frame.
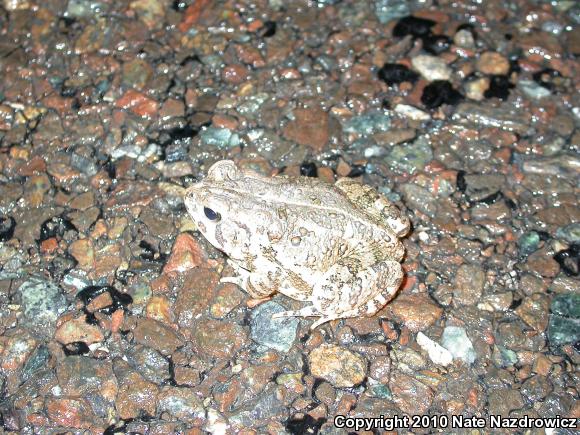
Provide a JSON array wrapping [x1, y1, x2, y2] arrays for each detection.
[[272, 306, 337, 330]]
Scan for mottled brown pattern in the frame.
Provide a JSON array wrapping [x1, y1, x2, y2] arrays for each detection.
[[184, 160, 410, 328]]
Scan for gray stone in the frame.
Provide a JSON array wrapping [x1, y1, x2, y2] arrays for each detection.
[[556, 223, 580, 243], [374, 0, 409, 24], [452, 102, 532, 135], [125, 345, 171, 384], [548, 293, 580, 346], [249, 301, 298, 352], [518, 80, 551, 99], [199, 127, 240, 149], [441, 326, 476, 364], [463, 174, 505, 202], [17, 276, 68, 338], [387, 136, 433, 175], [342, 110, 391, 136]]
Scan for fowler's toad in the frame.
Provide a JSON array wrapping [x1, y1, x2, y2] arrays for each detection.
[[184, 160, 410, 328]]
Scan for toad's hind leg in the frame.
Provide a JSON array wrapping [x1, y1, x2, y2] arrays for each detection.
[[335, 178, 410, 237], [312, 259, 404, 322]]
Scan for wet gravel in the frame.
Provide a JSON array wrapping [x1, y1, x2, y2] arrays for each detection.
[[0, 0, 579, 433]]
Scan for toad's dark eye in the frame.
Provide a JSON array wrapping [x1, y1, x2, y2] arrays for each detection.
[[204, 207, 221, 221]]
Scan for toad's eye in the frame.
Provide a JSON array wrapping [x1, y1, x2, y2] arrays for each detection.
[[204, 207, 221, 222]]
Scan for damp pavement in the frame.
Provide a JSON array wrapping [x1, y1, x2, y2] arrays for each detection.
[[0, 0, 579, 433]]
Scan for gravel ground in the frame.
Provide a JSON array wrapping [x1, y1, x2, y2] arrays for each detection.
[[0, 0, 579, 433]]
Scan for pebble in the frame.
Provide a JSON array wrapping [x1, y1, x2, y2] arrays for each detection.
[[411, 55, 452, 81], [174, 268, 219, 328], [116, 90, 159, 118], [17, 276, 68, 338], [249, 301, 299, 352], [308, 344, 367, 388], [190, 318, 248, 359], [210, 283, 244, 318], [56, 356, 117, 417], [421, 80, 463, 108], [476, 52, 510, 75], [464, 77, 490, 101], [282, 107, 329, 152], [453, 264, 485, 306], [488, 388, 524, 417], [54, 315, 105, 345], [556, 223, 580, 244], [390, 372, 434, 415], [375, 0, 410, 24], [387, 293, 443, 332], [416, 332, 453, 366], [162, 232, 207, 276], [199, 127, 241, 149], [547, 293, 580, 346], [441, 326, 476, 364], [132, 317, 185, 355], [394, 104, 430, 121], [452, 102, 530, 134], [116, 370, 159, 419], [519, 80, 552, 99], [46, 397, 98, 429], [157, 386, 205, 423], [515, 293, 550, 332], [125, 345, 170, 384], [377, 63, 419, 86], [342, 110, 391, 136], [453, 28, 475, 49], [1, 329, 37, 374], [387, 136, 433, 175]]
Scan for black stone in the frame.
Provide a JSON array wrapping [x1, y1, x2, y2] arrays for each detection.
[[509, 298, 523, 310], [422, 34, 451, 55], [48, 253, 78, 280], [456, 170, 467, 193], [103, 161, 117, 180], [347, 164, 366, 177], [300, 162, 318, 177], [39, 215, 77, 242], [172, 0, 187, 11], [377, 63, 419, 86], [456, 23, 476, 34], [261, 20, 277, 38], [162, 125, 199, 143], [138, 240, 167, 263], [477, 191, 503, 205], [421, 80, 463, 109], [179, 54, 201, 66], [393, 16, 435, 38], [532, 68, 561, 91], [139, 240, 157, 261], [285, 415, 326, 435], [63, 341, 91, 356], [509, 57, 521, 73], [60, 86, 78, 98], [76, 285, 133, 313], [553, 245, 580, 277], [484, 75, 514, 100], [0, 216, 16, 242]]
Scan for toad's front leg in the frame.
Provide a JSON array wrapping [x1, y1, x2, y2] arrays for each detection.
[[220, 260, 279, 299]]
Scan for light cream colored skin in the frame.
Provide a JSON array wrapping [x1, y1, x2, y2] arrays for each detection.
[[184, 160, 410, 329]]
